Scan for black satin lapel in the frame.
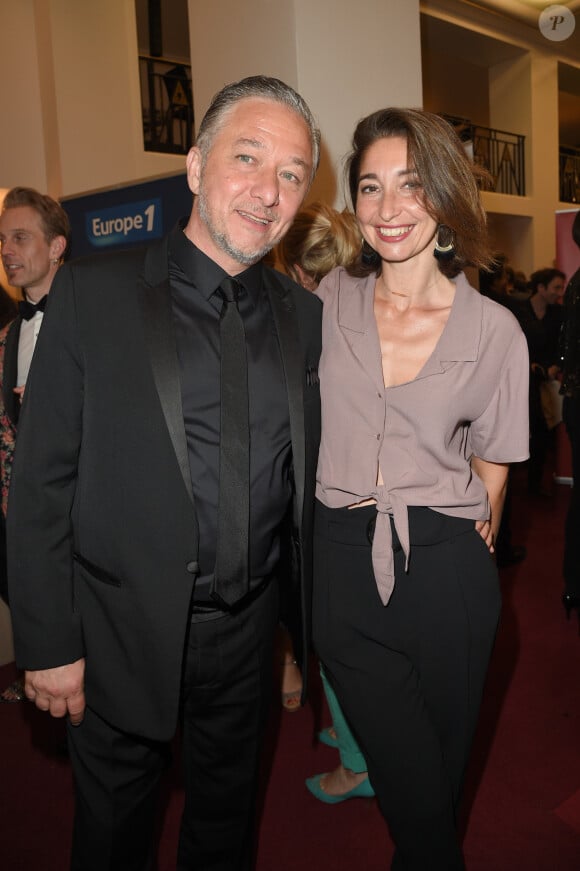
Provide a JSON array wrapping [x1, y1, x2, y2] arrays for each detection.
[[3, 319, 21, 426], [138, 277, 194, 505], [266, 275, 305, 523]]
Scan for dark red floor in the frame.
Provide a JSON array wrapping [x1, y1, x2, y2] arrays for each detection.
[[1, 465, 579, 869]]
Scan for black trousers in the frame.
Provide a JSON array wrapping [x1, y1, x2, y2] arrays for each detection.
[[67, 579, 279, 871], [0, 512, 8, 605], [563, 396, 580, 596], [312, 502, 500, 871]]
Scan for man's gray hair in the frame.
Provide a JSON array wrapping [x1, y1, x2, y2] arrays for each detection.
[[195, 75, 321, 183]]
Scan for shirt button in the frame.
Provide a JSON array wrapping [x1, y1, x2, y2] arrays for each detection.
[[186, 561, 199, 574], [376, 434, 381, 440]]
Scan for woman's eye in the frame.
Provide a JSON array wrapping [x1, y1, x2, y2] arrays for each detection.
[[360, 184, 379, 194]]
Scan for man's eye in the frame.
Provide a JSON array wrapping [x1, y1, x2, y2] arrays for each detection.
[[236, 154, 254, 164], [281, 171, 300, 184]]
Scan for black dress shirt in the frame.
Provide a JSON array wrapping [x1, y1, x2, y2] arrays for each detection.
[[168, 224, 292, 607]]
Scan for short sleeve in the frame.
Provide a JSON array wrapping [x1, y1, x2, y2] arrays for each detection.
[[471, 327, 530, 463]]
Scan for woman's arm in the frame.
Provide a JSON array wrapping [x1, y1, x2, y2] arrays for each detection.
[[471, 457, 510, 552]]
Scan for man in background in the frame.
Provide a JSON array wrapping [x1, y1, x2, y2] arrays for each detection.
[[514, 268, 566, 496], [0, 187, 70, 701]]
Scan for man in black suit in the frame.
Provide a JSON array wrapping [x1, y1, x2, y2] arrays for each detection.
[[0, 189, 69, 702], [7, 76, 321, 870]]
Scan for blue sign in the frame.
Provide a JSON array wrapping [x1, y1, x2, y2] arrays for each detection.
[[86, 198, 163, 248], [62, 174, 191, 260]]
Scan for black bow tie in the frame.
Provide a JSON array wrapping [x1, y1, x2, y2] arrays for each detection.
[[18, 296, 48, 321]]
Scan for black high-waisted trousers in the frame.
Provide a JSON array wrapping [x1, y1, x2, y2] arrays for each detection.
[[312, 502, 501, 871]]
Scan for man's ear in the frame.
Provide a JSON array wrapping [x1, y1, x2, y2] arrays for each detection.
[[186, 147, 203, 196], [49, 235, 67, 263]]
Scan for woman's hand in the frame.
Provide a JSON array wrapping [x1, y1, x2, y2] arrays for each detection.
[[475, 518, 494, 553], [471, 457, 510, 552]]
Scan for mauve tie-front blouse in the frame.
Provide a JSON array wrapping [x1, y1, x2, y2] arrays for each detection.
[[315, 268, 530, 605]]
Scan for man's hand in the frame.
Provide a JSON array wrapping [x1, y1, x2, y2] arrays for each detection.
[[24, 658, 86, 725]]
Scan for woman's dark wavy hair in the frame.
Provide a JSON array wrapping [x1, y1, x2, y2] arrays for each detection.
[[345, 108, 494, 278]]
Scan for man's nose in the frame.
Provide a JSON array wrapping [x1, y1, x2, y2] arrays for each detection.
[[250, 168, 280, 207]]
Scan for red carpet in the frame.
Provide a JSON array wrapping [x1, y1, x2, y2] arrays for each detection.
[[1, 465, 579, 869]]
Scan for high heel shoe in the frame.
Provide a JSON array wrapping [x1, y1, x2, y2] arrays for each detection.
[[280, 659, 302, 712], [318, 727, 339, 749], [306, 772, 375, 804]]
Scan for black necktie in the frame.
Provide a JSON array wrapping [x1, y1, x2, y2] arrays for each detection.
[[211, 277, 250, 608], [18, 296, 48, 321]]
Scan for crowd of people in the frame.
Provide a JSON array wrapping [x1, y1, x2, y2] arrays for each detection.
[[0, 74, 578, 871]]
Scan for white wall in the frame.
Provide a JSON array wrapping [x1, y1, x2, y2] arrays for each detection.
[[0, 1, 186, 198], [0, 2, 50, 193], [188, 0, 300, 137], [187, 0, 422, 207], [294, 0, 422, 206], [1, 0, 423, 202]]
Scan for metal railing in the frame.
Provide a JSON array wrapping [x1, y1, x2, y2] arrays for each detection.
[[559, 145, 580, 203], [139, 55, 193, 155], [442, 115, 526, 196]]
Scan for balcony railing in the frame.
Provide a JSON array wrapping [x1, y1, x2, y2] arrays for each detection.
[[442, 115, 526, 197], [139, 55, 193, 155], [559, 145, 580, 204]]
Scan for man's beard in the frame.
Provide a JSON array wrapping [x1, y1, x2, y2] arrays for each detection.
[[197, 187, 278, 266]]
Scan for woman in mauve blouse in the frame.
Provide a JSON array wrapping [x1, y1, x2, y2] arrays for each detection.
[[312, 108, 529, 871]]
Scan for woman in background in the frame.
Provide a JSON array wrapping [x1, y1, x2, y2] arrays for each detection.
[[313, 108, 529, 869], [279, 202, 374, 801]]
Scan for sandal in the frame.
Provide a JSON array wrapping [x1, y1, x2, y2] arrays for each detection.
[[281, 659, 302, 712], [0, 678, 27, 703]]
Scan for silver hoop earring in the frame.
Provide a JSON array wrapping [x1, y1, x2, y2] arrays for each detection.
[[434, 225, 455, 260]]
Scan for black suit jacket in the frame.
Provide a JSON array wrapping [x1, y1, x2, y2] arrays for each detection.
[[7, 236, 321, 741]]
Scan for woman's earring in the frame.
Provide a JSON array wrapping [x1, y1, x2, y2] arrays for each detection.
[[361, 240, 380, 267], [434, 225, 455, 260]]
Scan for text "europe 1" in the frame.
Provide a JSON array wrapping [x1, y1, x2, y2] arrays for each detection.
[[92, 203, 156, 238], [87, 198, 163, 248]]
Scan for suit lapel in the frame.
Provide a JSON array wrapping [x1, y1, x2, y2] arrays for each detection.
[[265, 271, 305, 526], [3, 318, 22, 426], [138, 240, 194, 506]]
